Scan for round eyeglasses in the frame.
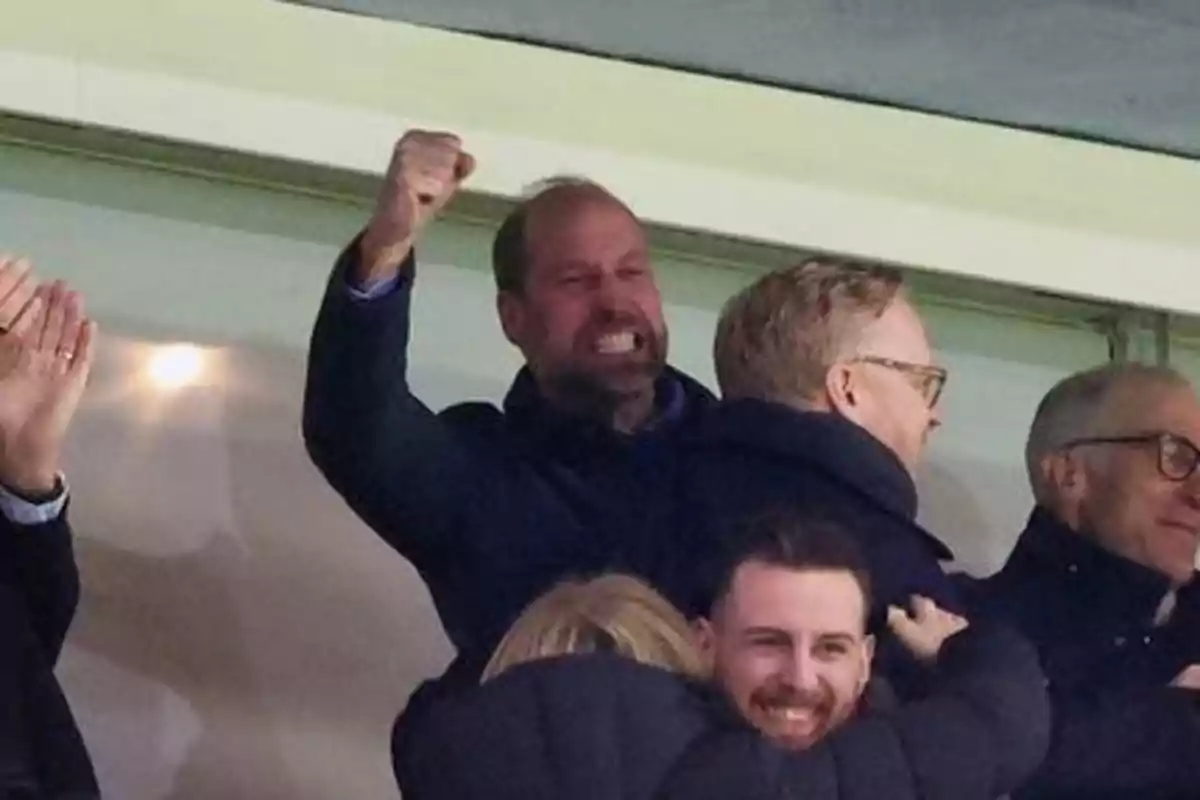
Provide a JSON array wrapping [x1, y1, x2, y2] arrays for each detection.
[[854, 355, 948, 409], [1063, 432, 1200, 482]]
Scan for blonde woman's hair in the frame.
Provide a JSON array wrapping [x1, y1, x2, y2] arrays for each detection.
[[481, 574, 706, 682]]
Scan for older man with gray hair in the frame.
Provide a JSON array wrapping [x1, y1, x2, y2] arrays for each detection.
[[975, 362, 1200, 799]]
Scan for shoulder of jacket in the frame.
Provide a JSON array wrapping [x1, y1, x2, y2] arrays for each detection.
[[439, 400, 507, 429]]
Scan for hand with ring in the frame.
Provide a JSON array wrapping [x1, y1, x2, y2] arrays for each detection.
[[0, 270, 97, 496]]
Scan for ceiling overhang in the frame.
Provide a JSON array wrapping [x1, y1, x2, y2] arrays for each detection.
[[1, 1, 1198, 314]]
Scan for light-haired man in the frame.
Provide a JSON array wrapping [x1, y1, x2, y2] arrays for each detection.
[[975, 363, 1200, 799], [659, 258, 958, 695]]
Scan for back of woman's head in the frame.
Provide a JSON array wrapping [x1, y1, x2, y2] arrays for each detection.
[[482, 574, 706, 682]]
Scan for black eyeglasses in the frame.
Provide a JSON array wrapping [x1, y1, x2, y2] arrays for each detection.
[[1063, 432, 1200, 482], [854, 355, 948, 408]]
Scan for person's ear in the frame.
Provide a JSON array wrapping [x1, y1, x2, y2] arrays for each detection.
[[859, 633, 876, 694], [1045, 451, 1089, 503], [825, 363, 860, 418], [496, 290, 524, 347]]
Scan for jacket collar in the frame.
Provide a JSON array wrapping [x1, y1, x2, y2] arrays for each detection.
[[1008, 506, 1177, 624], [691, 399, 952, 559], [502, 365, 714, 445]]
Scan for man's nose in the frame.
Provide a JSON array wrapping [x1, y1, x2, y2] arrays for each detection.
[[593, 272, 625, 309], [1179, 474, 1200, 509], [1173, 458, 1200, 504], [788, 650, 821, 692]]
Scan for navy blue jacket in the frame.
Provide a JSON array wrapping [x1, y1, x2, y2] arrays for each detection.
[[304, 247, 712, 667], [302, 247, 714, 789], [403, 626, 1048, 800], [972, 507, 1200, 799], [0, 507, 97, 799], [656, 399, 962, 695]]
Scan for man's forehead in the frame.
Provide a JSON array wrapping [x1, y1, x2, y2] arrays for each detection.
[[858, 294, 932, 361], [1109, 383, 1200, 440], [526, 192, 642, 238], [722, 563, 866, 629], [524, 199, 646, 268]]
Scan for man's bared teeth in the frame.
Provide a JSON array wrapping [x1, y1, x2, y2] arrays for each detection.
[[595, 332, 636, 354]]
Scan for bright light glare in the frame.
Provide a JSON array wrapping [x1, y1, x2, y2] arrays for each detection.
[[145, 344, 205, 390]]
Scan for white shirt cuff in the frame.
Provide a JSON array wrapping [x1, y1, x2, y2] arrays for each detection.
[[0, 477, 67, 525], [346, 273, 402, 301]]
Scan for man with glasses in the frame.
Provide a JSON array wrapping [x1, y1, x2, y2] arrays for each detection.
[[654, 258, 959, 697], [975, 363, 1200, 799]]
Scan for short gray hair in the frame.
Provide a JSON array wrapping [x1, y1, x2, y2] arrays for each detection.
[[714, 258, 904, 404], [1026, 362, 1191, 502]]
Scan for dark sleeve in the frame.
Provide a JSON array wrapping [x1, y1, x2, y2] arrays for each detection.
[[302, 238, 480, 564], [866, 568, 966, 702], [658, 625, 1049, 800], [1016, 687, 1200, 799], [0, 504, 80, 664]]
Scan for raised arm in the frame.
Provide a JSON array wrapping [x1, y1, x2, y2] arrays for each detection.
[[302, 131, 486, 565], [0, 266, 96, 662]]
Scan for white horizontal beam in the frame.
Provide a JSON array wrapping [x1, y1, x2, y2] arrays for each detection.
[[1, 3, 1198, 315]]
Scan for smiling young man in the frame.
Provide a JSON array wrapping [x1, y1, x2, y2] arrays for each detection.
[[400, 512, 1046, 800], [975, 363, 1200, 799], [696, 514, 877, 750]]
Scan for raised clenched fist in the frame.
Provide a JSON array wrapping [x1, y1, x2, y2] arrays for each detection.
[[358, 130, 476, 283]]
